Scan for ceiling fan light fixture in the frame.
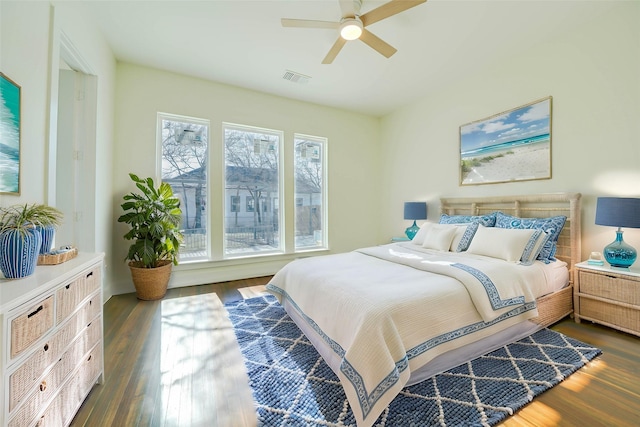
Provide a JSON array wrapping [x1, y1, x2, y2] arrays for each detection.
[[339, 17, 363, 40]]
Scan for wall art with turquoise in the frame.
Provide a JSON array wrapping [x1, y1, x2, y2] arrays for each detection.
[[0, 72, 21, 195]]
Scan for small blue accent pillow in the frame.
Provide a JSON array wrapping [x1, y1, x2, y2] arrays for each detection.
[[494, 212, 567, 263], [455, 223, 479, 252], [439, 212, 496, 227]]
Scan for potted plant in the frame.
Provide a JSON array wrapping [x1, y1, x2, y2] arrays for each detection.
[[118, 173, 183, 300], [0, 203, 63, 278]]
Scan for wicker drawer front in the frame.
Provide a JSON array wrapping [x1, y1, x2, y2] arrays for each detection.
[[9, 315, 102, 412], [10, 296, 55, 359], [8, 294, 101, 410], [581, 298, 640, 332], [56, 267, 101, 324], [8, 335, 102, 427], [19, 345, 102, 427], [579, 271, 640, 305]]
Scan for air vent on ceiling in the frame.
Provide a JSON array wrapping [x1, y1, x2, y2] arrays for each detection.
[[283, 70, 311, 84]]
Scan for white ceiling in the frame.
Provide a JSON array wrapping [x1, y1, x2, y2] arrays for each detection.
[[80, 0, 607, 117]]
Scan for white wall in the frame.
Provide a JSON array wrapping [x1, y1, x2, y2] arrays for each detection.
[[379, 1, 640, 261], [0, 1, 51, 203], [112, 63, 381, 295], [0, 1, 116, 298]]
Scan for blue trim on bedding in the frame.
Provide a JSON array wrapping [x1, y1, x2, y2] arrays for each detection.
[[451, 263, 525, 309], [265, 282, 537, 420]]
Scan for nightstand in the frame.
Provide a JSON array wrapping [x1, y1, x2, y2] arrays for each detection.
[[574, 261, 640, 337]]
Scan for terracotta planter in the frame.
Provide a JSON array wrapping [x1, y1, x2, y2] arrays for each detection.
[[128, 260, 173, 300]]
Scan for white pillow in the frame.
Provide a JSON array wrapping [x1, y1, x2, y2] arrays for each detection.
[[466, 225, 536, 262], [422, 224, 458, 251], [411, 221, 433, 245]]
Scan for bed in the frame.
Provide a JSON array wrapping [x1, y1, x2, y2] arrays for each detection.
[[266, 193, 581, 427]]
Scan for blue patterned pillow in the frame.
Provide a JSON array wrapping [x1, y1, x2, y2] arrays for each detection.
[[439, 212, 496, 227], [494, 212, 566, 263]]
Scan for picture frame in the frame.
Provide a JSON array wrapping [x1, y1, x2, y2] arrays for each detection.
[[0, 72, 21, 195], [460, 96, 552, 186]]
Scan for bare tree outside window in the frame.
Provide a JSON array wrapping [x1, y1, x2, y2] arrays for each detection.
[[224, 124, 282, 255], [159, 114, 209, 260]]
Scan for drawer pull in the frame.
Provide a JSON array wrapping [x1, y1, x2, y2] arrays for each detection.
[[28, 305, 43, 318], [87, 271, 94, 278], [87, 355, 92, 362], [39, 381, 47, 392], [65, 284, 71, 289], [605, 275, 617, 279], [43, 343, 49, 352]]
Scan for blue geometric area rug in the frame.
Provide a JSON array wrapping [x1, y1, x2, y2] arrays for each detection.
[[225, 295, 601, 427]]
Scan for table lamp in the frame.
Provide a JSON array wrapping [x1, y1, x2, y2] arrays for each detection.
[[595, 197, 640, 268], [404, 202, 427, 240]]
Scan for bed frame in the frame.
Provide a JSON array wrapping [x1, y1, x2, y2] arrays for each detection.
[[440, 192, 582, 326]]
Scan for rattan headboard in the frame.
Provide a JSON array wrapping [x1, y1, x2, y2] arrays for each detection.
[[440, 193, 582, 284]]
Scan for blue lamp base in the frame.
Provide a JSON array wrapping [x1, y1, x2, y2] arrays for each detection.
[[405, 220, 420, 240], [604, 229, 637, 268]]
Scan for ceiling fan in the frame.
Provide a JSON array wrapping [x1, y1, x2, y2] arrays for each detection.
[[281, 0, 427, 64]]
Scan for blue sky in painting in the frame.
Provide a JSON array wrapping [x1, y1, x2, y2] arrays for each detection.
[[460, 98, 550, 153]]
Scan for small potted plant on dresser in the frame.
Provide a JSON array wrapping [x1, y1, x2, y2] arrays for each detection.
[[118, 173, 183, 300], [0, 203, 63, 278]]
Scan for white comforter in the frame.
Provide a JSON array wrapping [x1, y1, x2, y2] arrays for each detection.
[[266, 243, 549, 427]]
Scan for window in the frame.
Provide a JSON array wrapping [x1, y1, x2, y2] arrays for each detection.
[[158, 113, 209, 261], [230, 196, 240, 213], [224, 124, 282, 256], [246, 196, 255, 212], [294, 135, 327, 250]]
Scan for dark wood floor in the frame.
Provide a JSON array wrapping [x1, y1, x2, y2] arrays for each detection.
[[72, 277, 640, 426]]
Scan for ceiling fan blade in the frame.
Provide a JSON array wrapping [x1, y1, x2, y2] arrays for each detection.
[[281, 18, 340, 29], [322, 38, 347, 64], [359, 29, 397, 58], [360, 0, 427, 27], [339, 0, 360, 18]]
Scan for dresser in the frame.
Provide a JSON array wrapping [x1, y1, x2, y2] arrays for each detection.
[[0, 253, 104, 427], [574, 261, 640, 337]]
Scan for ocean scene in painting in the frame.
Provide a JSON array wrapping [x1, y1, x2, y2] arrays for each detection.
[[0, 75, 20, 193], [460, 98, 551, 184]]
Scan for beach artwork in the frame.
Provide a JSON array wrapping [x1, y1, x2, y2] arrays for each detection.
[[460, 97, 551, 185], [0, 73, 21, 194]]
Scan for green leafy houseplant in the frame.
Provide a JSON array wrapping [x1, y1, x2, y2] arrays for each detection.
[[118, 173, 183, 268], [0, 203, 63, 234]]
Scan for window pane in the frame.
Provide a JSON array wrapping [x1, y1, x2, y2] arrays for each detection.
[[224, 125, 281, 255], [160, 115, 209, 261], [294, 135, 326, 250]]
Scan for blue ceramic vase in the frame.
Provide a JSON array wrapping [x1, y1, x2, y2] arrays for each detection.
[[0, 227, 43, 279], [37, 225, 56, 255]]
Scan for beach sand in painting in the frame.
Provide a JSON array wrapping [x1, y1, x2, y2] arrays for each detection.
[[461, 141, 550, 184]]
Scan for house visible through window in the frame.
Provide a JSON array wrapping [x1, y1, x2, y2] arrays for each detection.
[[159, 116, 326, 261], [224, 123, 282, 256], [158, 113, 209, 261]]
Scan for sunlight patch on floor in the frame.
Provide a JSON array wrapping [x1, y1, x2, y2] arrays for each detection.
[[559, 359, 606, 393]]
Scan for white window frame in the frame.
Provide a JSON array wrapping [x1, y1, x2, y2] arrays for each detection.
[[294, 133, 328, 251], [222, 123, 284, 259], [157, 112, 211, 262]]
